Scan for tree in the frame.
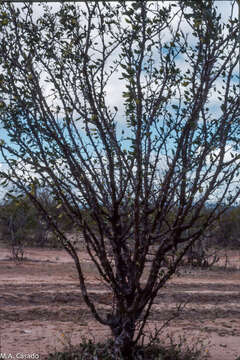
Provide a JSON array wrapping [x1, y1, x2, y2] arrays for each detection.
[[0, 189, 60, 253], [0, 1, 239, 358], [215, 205, 240, 248], [0, 195, 33, 260]]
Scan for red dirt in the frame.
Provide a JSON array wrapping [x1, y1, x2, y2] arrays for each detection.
[[0, 246, 240, 359]]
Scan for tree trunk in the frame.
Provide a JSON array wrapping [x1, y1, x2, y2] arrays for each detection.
[[110, 313, 136, 359]]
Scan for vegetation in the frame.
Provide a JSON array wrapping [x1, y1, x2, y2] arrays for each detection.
[[1, 197, 239, 261], [0, 1, 239, 358], [0, 189, 74, 253], [46, 332, 209, 360]]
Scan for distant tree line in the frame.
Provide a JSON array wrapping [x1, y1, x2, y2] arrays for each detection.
[[0, 190, 239, 252], [0, 188, 74, 250]]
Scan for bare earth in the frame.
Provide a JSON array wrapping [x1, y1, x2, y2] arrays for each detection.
[[0, 246, 240, 360]]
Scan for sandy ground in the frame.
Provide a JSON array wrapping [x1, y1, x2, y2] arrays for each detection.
[[0, 246, 240, 360]]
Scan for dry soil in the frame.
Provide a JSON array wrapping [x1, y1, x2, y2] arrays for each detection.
[[0, 246, 240, 360]]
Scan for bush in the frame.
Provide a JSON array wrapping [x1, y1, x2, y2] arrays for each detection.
[[46, 333, 210, 360]]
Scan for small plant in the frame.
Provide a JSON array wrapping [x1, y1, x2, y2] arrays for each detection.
[[152, 331, 211, 360], [11, 241, 25, 262], [56, 331, 74, 350]]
